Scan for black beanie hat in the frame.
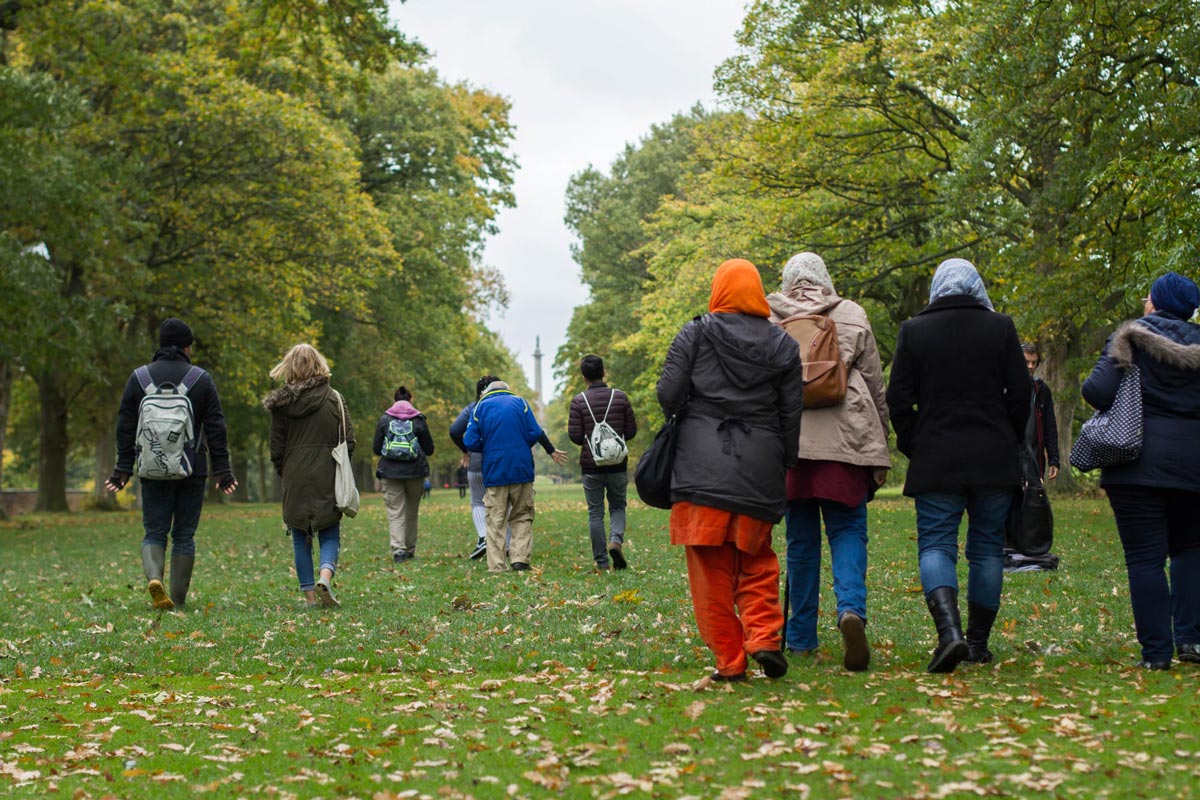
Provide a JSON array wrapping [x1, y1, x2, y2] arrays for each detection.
[[159, 318, 194, 348]]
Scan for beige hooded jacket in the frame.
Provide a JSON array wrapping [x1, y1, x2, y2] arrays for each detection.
[[767, 254, 891, 474]]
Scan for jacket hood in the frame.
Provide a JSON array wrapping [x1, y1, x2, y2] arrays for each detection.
[[703, 313, 798, 389], [152, 346, 191, 363], [262, 376, 332, 416], [1108, 316, 1200, 370], [767, 284, 843, 319], [386, 400, 421, 419]]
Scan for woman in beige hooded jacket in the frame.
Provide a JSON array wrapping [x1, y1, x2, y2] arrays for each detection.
[[767, 252, 891, 671]]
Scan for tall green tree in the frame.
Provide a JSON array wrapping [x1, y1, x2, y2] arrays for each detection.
[[4, 0, 403, 508]]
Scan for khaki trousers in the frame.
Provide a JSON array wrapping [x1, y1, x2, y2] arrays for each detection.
[[484, 482, 535, 571], [382, 477, 425, 556]]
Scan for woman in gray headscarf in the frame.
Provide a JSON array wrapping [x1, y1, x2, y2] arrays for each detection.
[[886, 258, 1030, 673], [767, 253, 891, 671]]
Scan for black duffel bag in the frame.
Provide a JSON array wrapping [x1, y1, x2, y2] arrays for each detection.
[[1006, 482, 1054, 556]]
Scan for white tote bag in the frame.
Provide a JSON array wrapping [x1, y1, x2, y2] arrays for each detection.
[[332, 391, 360, 517]]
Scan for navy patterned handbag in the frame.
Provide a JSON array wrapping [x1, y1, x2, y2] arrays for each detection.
[[1069, 364, 1143, 472]]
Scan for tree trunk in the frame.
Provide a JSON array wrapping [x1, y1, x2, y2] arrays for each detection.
[[1040, 340, 1080, 494], [233, 454, 250, 502], [0, 360, 12, 521], [257, 450, 268, 504], [34, 369, 70, 511], [92, 426, 120, 510]]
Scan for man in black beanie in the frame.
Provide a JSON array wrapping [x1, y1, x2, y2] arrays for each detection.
[[105, 317, 237, 611]]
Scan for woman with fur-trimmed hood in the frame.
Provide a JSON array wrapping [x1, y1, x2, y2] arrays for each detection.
[[1082, 271, 1200, 670], [263, 344, 355, 609]]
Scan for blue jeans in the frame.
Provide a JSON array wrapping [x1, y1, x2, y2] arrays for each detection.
[[582, 472, 628, 566], [784, 498, 868, 651], [141, 476, 207, 555], [914, 489, 1011, 610], [291, 524, 340, 592], [1105, 485, 1200, 663]]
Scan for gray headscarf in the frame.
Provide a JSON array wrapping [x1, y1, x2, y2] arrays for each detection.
[[929, 258, 993, 310], [782, 252, 835, 294]]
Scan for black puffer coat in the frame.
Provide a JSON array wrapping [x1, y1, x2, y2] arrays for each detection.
[[887, 295, 1030, 496], [1082, 313, 1200, 490], [568, 383, 638, 473], [656, 314, 804, 523], [264, 377, 355, 533]]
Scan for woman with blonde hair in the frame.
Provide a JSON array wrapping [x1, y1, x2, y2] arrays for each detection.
[[264, 343, 355, 607]]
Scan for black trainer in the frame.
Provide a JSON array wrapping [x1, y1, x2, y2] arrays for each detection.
[[469, 538, 487, 560], [608, 543, 627, 570]]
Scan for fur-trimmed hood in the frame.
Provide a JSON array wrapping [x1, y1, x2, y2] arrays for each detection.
[[262, 376, 332, 415], [1108, 316, 1200, 370]]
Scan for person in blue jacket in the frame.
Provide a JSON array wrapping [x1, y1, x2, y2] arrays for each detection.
[[463, 380, 567, 572]]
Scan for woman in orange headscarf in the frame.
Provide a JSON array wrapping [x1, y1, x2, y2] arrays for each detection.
[[657, 259, 805, 681]]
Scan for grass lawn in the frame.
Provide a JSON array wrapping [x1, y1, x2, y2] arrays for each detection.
[[1, 483, 1197, 798]]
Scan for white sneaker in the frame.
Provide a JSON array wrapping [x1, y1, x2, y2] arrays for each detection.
[[316, 576, 340, 608]]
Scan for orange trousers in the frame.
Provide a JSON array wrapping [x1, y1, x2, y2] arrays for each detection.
[[685, 542, 783, 677]]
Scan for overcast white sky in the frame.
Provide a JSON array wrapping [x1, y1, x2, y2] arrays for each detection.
[[388, 0, 748, 399]]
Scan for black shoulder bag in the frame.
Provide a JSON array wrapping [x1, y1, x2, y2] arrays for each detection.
[[635, 319, 702, 509]]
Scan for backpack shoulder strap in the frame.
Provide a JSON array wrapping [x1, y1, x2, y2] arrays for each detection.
[[601, 389, 616, 423], [580, 390, 599, 424], [177, 365, 205, 395], [134, 365, 156, 395]]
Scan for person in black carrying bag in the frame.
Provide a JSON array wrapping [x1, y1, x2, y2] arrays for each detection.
[[1004, 344, 1060, 572], [1082, 272, 1200, 670], [657, 259, 804, 684]]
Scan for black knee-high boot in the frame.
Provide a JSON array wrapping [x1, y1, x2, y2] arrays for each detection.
[[963, 602, 998, 665], [925, 587, 968, 673], [169, 554, 195, 609]]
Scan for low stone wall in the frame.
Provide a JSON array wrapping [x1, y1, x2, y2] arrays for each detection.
[[1, 490, 90, 516]]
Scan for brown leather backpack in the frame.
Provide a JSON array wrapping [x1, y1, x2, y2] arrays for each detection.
[[778, 312, 847, 408]]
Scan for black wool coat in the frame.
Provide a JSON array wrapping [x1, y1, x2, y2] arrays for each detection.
[[886, 295, 1030, 496]]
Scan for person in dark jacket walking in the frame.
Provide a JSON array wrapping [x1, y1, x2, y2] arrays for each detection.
[[658, 259, 804, 683], [568, 355, 638, 571], [106, 318, 238, 611], [373, 386, 435, 563], [887, 259, 1030, 673], [263, 344, 354, 608], [1004, 343, 1062, 571], [1082, 272, 1200, 670], [1020, 344, 1060, 483]]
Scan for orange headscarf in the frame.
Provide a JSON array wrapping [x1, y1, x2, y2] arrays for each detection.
[[708, 258, 771, 317]]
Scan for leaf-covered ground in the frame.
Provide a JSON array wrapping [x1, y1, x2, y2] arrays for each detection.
[[1, 486, 1196, 798]]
